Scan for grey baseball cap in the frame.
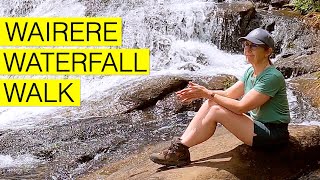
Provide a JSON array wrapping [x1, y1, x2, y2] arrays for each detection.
[[238, 28, 275, 49]]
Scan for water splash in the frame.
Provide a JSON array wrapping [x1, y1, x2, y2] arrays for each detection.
[[29, 0, 86, 17], [287, 82, 320, 125], [0, 154, 40, 168]]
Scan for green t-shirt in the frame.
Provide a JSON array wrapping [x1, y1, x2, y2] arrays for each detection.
[[241, 66, 290, 124]]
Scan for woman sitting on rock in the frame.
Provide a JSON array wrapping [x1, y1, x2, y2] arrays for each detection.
[[150, 28, 291, 167]]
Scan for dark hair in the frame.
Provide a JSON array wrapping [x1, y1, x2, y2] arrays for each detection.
[[262, 46, 273, 65]]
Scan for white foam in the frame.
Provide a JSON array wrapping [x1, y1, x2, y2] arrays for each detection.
[[0, 154, 40, 168], [295, 121, 320, 126], [165, 39, 248, 78], [29, 0, 86, 17]]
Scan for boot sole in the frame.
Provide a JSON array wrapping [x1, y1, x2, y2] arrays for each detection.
[[150, 157, 191, 167]]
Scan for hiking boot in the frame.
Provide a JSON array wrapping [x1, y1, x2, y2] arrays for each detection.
[[150, 137, 191, 167]]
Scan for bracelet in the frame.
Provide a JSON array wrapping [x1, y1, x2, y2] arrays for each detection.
[[210, 92, 215, 99]]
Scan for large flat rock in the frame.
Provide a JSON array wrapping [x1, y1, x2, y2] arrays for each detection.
[[80, 125, 320, 180]]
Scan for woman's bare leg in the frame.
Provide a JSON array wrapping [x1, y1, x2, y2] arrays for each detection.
[[180, 100, 216, 140], [181, 100, 255, 147]]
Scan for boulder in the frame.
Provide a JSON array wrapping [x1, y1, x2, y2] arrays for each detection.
[[209, 1, 256, 52], [282, 4, 296, 10], [67, 74, 237, 118], [117, 76, 189, 112], [152, 74, 238, 113], [257, 10, 320, 55], [80, 125, 320, 180], [271, 0, 290, 8], [275, 48, 320, 78], [290, 73, 320, 108], [79, 0, 111, 16]]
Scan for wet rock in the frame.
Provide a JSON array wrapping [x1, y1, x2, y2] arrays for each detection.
[[0, 0, 38, 16], [81, 125, 320, 180], [280, 52, 294, 58], [142, 1, 256, 53], [208, 74, 238, 90], [72, 75, 237, 118], [256, 10, 320, 56], [271, 0, 290, 8], [282, 3, 295, 10], [153, 93, 203, 113], [118, 76, 189, 112], [149, 74, 238, 114], [290, 72, 320, 108], [206, 6, 319, 56], [79, 0, 111, 16], [148, 1, 318, 56], [275, 49, 320, 78], [34, 149, 56, 160], [0, 114, 193, 179], [256, 2, 270, 10], [251, 0, 272, 3], [76, 154, 95, 164], [65, 0, 320, 59], [209, 2, 256, 52], [68, 76, 189, 117], [177, 63, 201, 71]]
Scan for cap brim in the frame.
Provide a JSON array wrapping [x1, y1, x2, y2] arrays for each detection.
[[238, 36, 265, 45]]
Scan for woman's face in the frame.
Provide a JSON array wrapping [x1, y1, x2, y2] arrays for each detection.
[[242, 41, 271, 63]]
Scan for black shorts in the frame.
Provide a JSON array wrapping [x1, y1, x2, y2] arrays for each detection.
[[252, 120, 289, 149]]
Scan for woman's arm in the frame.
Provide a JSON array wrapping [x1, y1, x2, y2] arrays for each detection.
[[204, 81, 244, 99], [177, 81, 270, 114], [176, 81, 244, 101], [176, 81, 244, 103], [208, 89, 270, 114], [211, 72, 284, 114], [224, 81, 245, 99]]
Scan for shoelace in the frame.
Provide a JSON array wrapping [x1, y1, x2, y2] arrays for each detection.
[[167, 142, 179, 154]]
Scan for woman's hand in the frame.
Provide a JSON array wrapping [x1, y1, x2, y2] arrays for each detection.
[[176, 81, 211, 103]]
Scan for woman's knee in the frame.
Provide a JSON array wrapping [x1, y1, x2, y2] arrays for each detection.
[[204, 105, 224, 123], [210, 104, 224, 112], [200, 99, 218, 110]]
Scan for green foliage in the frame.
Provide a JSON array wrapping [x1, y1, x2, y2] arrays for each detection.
[[294, 0, 320, 14]]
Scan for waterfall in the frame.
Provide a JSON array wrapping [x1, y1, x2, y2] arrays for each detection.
[[0, 0, 250, 130]]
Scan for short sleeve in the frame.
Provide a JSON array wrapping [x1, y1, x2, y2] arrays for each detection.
[[254, 73, 281, 97], [240, 67, 251, 82], [240, 74, 245, 82]]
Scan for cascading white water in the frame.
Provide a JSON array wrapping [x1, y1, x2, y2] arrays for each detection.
[[0, 0, 250, 131]]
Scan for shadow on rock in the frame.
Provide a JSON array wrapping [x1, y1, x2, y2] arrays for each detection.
[[156, 126, 320, 180]]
